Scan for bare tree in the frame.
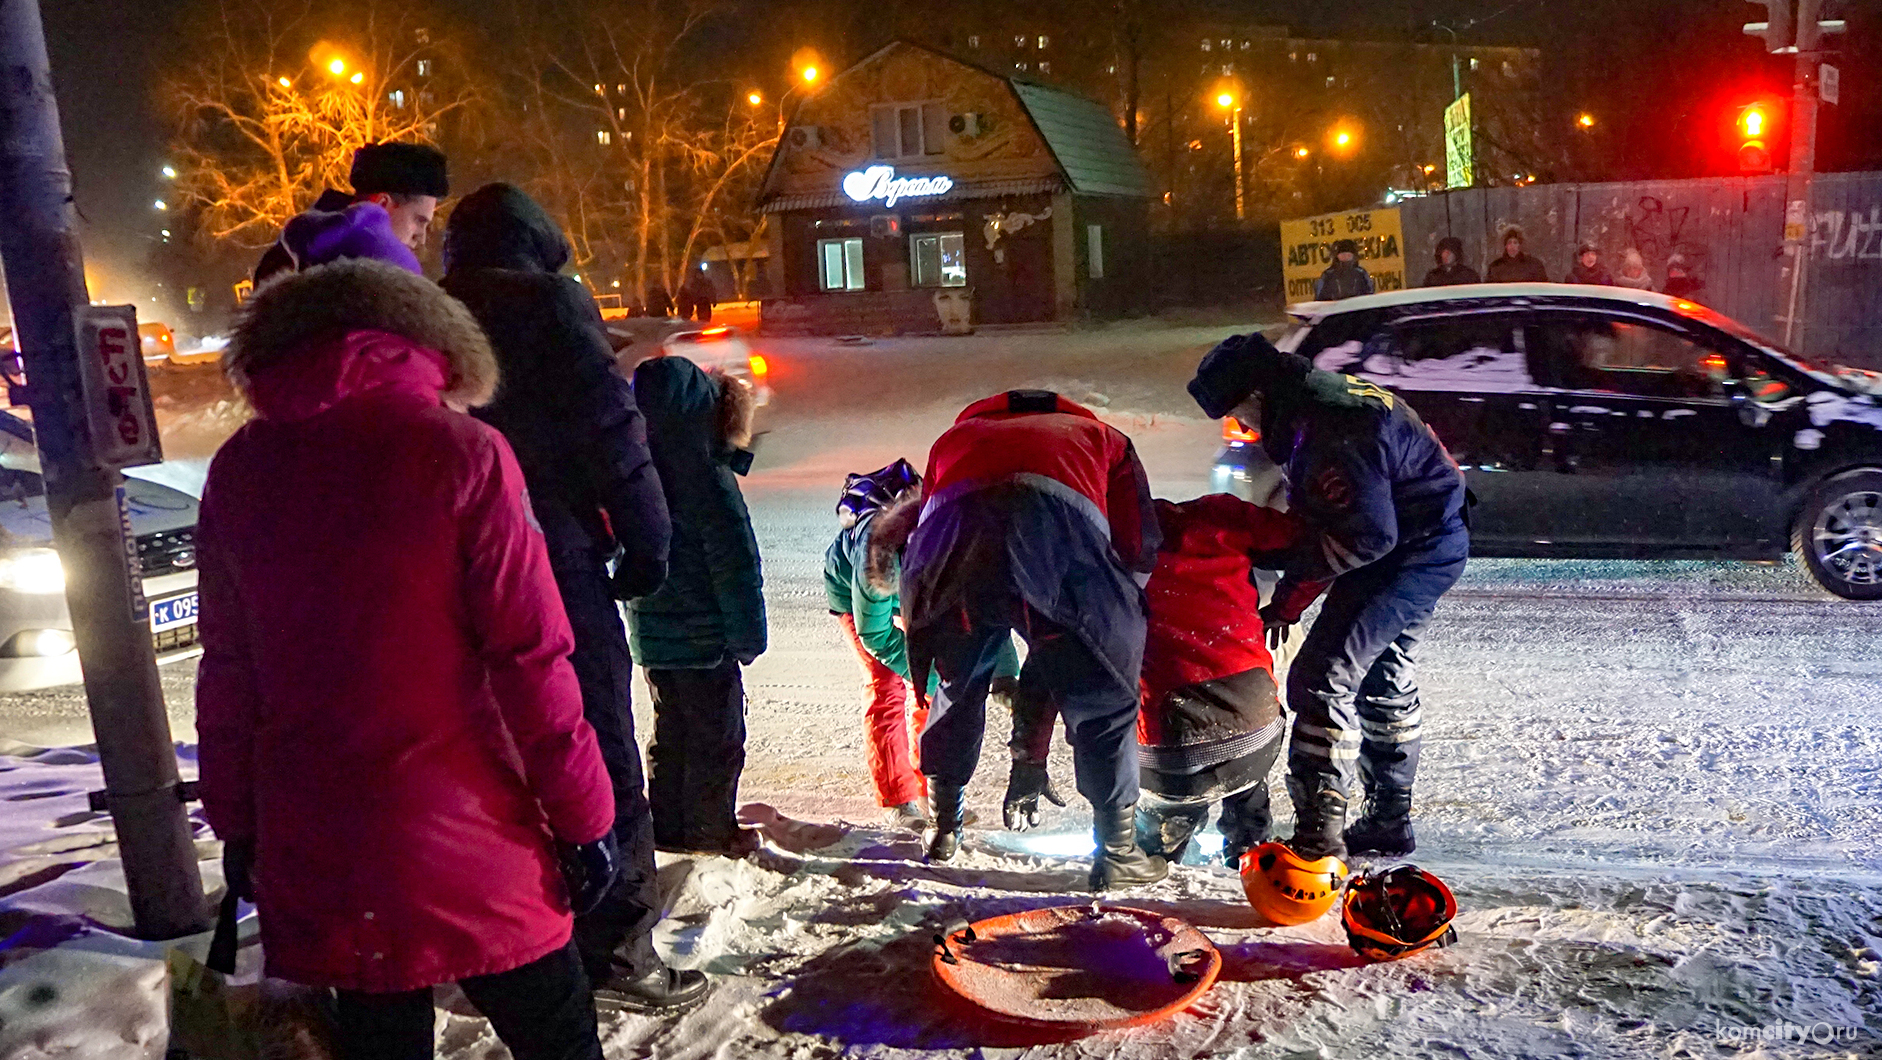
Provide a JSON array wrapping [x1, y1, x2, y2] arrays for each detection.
[[164, 0, 480, 249]]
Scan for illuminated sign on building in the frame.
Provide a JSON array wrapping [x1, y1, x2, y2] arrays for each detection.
[[841, 165, 954, 207]]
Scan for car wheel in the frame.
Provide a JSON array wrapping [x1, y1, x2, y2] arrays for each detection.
[[1792, 468, 1882, 600]]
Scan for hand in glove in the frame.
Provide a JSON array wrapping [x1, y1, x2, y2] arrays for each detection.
[[222, 836, 256, 902], [609, 555, 667, 602], [1002, 761, 1068, 832], [1259, 602, 1298, 652], [558, 831, 620, 916]]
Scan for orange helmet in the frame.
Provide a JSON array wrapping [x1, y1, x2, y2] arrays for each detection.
[[1240, 842, 1347, 926], [1342, 865, 1458, 962]]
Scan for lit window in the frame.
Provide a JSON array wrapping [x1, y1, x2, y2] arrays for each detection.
[[968, 34, 979, 48], [1223, 64, 1233, 76], [1221, 39, 1231, 49], [1241, 40, 1251, 50], [1016, 61, 1028, 71], [617, 83, 627, 93], [1289, 51, 1297, 61], [819, 237, 865, 291], [1470, 57, 1480, 71], [415, 28, 430, 44], [1016, 35, 1027, 47], [1038, 35, 1049, 49], [1326, 76, 1335, 87], [871, 102, 948, 159], [1502, 60, 1516, 78], [1200, 39, 1211, 52], [1307, 52, 1317, 62], [617, 107, 627, 120], [1039, 61, 1050, 73], [910, 232, 967, 287], [596, 130, 612, 145], [389, 89, 406, 107], [416, 59, 431, 77], [1106, 63, 1116, 74]]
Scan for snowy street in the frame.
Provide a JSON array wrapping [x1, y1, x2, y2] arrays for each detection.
[[0, 324, 1878, 1057]]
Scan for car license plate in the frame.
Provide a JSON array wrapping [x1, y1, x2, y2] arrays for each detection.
[[150, 592, 198, 632]]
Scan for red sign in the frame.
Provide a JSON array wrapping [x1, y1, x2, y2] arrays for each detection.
[[75, 306, 162, 469]]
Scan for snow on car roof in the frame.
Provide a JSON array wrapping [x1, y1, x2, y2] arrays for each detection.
[[1286, 283, 1696, 323]]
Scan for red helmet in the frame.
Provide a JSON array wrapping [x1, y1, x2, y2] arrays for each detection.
[[1342, 865, 1458, 962]]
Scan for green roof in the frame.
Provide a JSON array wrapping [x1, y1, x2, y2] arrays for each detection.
[[1010, 81, 1151, 198]]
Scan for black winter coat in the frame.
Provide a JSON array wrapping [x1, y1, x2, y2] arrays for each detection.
[[440, 184, 670, 595], [1485, 252, 1549, 283], [1423, 263, 1481, 286], [628, 356, 766, 669]]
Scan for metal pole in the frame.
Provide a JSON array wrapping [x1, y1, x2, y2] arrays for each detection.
[[1778, 47, 1818, 352], [1231, 107, 1244, 222], [0, 0, 207, 939]]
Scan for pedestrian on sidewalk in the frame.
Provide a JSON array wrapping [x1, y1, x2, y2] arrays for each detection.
[[1421, 237, 1480, 287], [901, 390, 1165, 890], [254, 141, 447, 285], [1564, 243, 1615, 286], [439, 183, 708, 1013], [1189, 333, 1469, 863], [1485, 227, 1549, 283], [1136, 494, 1304, 869], [197, 210, 617, 1059], [823, 461, 1046, 832], [1314, 239, 1375, 300], [630, 355, 767, 857]]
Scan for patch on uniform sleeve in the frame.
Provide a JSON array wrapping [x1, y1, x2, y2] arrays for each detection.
[[1313, 466, 1355, 511], [520, 486, 543, 534]]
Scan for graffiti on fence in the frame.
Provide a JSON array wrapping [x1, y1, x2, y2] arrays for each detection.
[[1810, 205, 1882, 263]]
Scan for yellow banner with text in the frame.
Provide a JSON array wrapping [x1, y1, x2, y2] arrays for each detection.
[[1280, 208, 1405, 302]]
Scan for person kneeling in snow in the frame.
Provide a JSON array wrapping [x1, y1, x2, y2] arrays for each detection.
[[197, 206, 617, 1056], [630, 356, 767, 857], [1137, 494, 1303, 868], [902, 390, 1163, 890], [824, 461, 1052, 832]]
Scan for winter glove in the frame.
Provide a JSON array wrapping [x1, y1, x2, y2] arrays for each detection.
[[222, 836, 256, 902], [1259, 603, 1296, 652], [1002, 761, 1068, 832], [558, 831, 620, 916], [609, 554, 667, 602]]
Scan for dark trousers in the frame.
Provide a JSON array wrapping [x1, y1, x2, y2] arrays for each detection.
[[1285, 544, 1466, 803], [914, 608, 1140, 810], [646, 661, 747, 849], [551, 564, 661, 983], [333, 942, 599, 1060], [1137, 781, 1274, 865]]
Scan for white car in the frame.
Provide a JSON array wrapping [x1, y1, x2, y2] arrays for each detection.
[[605, 319, 773, 405], [0, 415, 200, 692]]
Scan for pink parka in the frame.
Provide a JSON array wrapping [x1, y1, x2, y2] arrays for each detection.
[[195, 259, 614, 993]]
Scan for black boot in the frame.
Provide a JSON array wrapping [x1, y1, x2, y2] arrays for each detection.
[[1285, 776, 1349, 861], [1089, 802, 1168, 891], [1344, 788, 1415, 857], [925, 780, 965, 862], [595, 962, 713, 1014]]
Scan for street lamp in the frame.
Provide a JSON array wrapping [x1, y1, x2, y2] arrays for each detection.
[[748, 91, 763, 106], [1576, 112, 1596, 130], [349, 71, 364, 85], [327, 58, 346, 76], [1328, 122, 1359, 157], [1214, 88, 1244, 221]]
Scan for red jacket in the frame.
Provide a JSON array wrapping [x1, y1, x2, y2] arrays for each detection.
[[196, 261, 612, 993], [1140, 495, 1303, 719]]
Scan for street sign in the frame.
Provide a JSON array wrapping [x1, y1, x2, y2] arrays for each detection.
[[74, 305, 162, 470], [1443, 94, 1473, 189], [1820, 64, 1839, 106], [1279, 208, 1406, 302]]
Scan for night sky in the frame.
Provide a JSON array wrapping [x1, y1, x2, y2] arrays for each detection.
[[32, 0, 1880, 306]]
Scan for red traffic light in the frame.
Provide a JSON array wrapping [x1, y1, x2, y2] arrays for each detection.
[[1738, 105, 1766, 139], [1723, 97, 1782, 174]]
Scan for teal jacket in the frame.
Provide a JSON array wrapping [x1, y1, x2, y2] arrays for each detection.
[[628, 357, 765, 668], [824, 510, 1016, 689]]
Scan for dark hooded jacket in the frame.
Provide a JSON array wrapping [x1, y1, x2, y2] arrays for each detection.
[[628, 356, 765, 669], [1422, 237, 1480, 286], [1485, 231, 1549, 283], [441, 183, 670, 596], [1189, 334, 1469, 621]]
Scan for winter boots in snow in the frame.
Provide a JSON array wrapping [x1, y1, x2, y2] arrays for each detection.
[[1089, 802, 1169, 891], [1285, 776, 1349, 862], [884, 800, 928, 833], [595, 964, 713, 1014], [925, 780, 966, 862], [1344, 789, 1415, 857]]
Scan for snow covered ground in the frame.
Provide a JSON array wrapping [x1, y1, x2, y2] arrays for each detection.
[[0, 323, 1878, 1057]]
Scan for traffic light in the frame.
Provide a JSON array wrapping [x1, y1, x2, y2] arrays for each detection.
[[1796, 0, 1846, 52], [1736, 102, 1773, 172], [1744, 0, 1793, 52]]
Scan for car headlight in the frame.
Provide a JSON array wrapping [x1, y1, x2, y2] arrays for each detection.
[[0, 548, 66, 594]]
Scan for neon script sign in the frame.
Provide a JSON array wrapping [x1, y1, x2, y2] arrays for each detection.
[[841, 166, 954, 207]]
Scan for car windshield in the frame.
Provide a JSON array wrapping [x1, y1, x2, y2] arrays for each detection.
[[1668, 300, 1863, 390]]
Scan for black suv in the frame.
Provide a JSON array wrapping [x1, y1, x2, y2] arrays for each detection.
[[1212, 284, 1882, 599]]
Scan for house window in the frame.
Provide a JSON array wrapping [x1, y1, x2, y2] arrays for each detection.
[[416, 59, 432, 77], [1307, 51, 1318, 62], [415, 27, 430, 44], [1016, 62, 1028, 71], [1469, 57, 1481, 71], [871, 102, 947, 158], [389, 89, 406, 108], [910, 232, 967, 287], [1016, 35, 1028, 47], [819, 238, 865, 291], [1087, 225, 1105, 279], [1038, 61, 1051, 74], [968, 34, 980, 48], [1241, 39, 1251, 50], [596, 129, 612, 145], [1200, 39, 1211, 52], [1038, 35, 1049, 49], [617, 107, 627, 120]]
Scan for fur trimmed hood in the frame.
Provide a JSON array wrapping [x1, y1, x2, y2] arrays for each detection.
[[711, 367, 757, 450], [863, 490, 922, 595], [227, 258, 498, 409]]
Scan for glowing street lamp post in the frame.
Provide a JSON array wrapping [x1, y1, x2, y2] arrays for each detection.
[[1216, 91, 1243, 221]]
